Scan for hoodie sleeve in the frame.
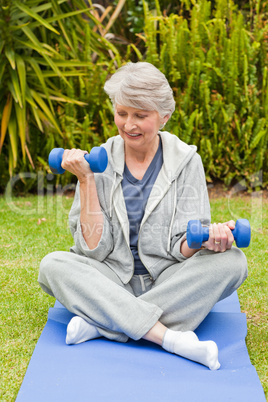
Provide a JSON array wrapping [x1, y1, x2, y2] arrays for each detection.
[[169, 153, 211, 261], [69, 182, 113, 261]]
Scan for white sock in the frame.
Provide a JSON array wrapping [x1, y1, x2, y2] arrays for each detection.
[[162, 329, 220, 370], [66, 316, 100, 345]]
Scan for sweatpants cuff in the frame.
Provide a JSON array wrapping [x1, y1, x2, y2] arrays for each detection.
[[131, 306, 163, 341]]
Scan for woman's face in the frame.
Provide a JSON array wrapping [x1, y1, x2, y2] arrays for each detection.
[[114, 105, 167, 152]]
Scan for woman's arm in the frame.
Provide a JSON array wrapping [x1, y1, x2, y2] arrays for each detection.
[[169, 153, 236, 259], [79, 176, 104, 250], [62, 149, 104, 250], [169, 153, 211, 261]]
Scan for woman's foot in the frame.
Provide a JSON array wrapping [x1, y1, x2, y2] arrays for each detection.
[[66, 316, 100, 345], [162, 329, 220, 370]]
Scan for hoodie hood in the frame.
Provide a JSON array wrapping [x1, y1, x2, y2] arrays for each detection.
[[100, 132, 198, 250], [103, 131, 197, 182]]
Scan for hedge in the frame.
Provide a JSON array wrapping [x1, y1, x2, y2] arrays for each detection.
[[0, 0, 267, 193]]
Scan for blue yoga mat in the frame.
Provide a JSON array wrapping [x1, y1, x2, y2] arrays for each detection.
[[16, 292, 265, 402]]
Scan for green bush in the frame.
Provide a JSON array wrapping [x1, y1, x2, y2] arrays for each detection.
[[0, 0, 267, 193], [0, 0, 125, 192], [142, 0, 268, 187], [0, 0, 94, 170]]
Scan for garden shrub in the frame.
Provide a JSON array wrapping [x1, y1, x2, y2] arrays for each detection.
[[0, 0, 267, 192]]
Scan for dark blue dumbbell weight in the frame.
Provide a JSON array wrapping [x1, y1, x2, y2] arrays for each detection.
[[48, 147, 108, 174], [187, 219, 251, 249]]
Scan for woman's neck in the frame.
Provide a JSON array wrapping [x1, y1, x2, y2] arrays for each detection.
[[124, 135, 160, 180], [125, 134, 160, 165]]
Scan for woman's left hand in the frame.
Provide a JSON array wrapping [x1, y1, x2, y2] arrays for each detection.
[[203, 221, 235, 252]]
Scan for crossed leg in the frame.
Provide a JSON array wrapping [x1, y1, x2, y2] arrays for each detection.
[[39, 248, 247, 370]]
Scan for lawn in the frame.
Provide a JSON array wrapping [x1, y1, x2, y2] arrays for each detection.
[[0, 190, 267, 401]]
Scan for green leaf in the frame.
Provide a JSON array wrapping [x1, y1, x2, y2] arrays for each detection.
[[42, 54, 70, 87], [250, 130, 267, 150], [20, 30, 70, 86], [16, 39, 53, 56], [8, 114, 18, 168], [20, 25, 45, 49], [8, 81, 19, 104], [127, 44, 143, 60], [40, 71, 87, 77], [0, 39, 5, 54], [5, 48, 16, 70], [43, 92, 87, 106], [27, 57, 53, 112], [14, 1, 60, 35], [36, 7, 91, 25], [25, 86, 38, 109], [30, 103, 44, 132], [42, 60, 91, 68], [50, 0, 77, 57], [0, 60, 6, 83], [0, 95, 13, 152], [30, 90, 62, 136], [7, 22, 29, 32], [41, 44, 65, 59], [10, 69, 23, 108], [15, 55, 26, 107], [8, 143, 14, 176], [14, 102, 26, 160]]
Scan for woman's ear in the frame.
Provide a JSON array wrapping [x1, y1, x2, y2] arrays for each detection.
[[164, 114, 170, 124], [161, 114, 170, 128]]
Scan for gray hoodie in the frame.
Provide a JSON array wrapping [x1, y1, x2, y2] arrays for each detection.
[[69, 131, 211, 284]]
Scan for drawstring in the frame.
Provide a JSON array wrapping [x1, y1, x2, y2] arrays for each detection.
[[139, 275, 146, 292], [109, 172, 117, 218], [167, 180, 177, 253], [110, 170, 177, 253]]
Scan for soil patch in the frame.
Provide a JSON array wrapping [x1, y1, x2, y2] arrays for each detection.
[[207, 183, 268, 200]]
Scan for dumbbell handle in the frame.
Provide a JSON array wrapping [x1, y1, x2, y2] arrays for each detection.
[[200, 226, 243, 242], [48, 147, 108, 174], [187, 219, 251, 248]]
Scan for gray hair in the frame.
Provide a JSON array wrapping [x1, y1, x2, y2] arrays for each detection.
[[104, 62, 176, 118]]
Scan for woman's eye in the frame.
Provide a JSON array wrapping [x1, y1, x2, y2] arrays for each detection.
[[117, 112, 147, 119]]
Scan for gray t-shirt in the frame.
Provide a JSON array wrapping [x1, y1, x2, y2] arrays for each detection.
[[122, 138, 163, 274]]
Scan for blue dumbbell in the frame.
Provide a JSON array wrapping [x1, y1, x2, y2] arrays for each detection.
[[187, 219, 251, 249], [48, 147, 108, 174]]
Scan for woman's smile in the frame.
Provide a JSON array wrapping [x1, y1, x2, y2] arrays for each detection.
[[125, 131, 142, 138]]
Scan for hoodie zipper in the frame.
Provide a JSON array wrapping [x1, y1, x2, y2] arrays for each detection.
[[113, 189, 153, 281], [137, 178, 176, 279], [111, 175, 135, 277]]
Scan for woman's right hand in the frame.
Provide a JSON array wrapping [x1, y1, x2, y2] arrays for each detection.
[[203, 221, 235, 253], [61, 149, 93, 183]]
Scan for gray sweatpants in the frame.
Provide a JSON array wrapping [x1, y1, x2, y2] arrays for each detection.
[[38, 247, 247, 342]]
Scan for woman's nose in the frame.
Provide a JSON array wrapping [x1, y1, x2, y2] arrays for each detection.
[[124, 117, 137, 131]]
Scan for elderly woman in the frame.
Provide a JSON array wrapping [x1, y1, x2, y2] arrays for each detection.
[[39, 62, 247, 370]]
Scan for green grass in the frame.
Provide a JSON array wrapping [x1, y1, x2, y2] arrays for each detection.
[[209, 190, 268, 399], [0, 193, 267, 401]]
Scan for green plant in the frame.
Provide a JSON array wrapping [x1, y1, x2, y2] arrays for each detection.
[[0, 0, 94, 174], [0, 0, 267, 193], [142, 0, 268, 187], [0, 0, 127, 183]]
